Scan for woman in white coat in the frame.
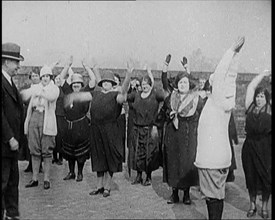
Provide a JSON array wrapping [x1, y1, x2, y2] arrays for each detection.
[[21, 65, 59, 190]]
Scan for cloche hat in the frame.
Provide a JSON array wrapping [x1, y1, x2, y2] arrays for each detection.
[[98, 71, 117, 87]]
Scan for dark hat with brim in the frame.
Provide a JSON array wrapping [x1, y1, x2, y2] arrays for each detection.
[[98, 71, 117, 87], [2, 42, 24, 61]]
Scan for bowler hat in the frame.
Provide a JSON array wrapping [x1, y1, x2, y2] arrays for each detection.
[[2, 42, 24, 61], [98, 71, 117, 87]]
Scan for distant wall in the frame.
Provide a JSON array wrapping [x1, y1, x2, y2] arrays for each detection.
[[13, 66, 271, 138]]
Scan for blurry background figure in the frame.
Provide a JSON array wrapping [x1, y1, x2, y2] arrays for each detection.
[[113, 73, 126, 164], [52, 74, 65, 165], [226, 112, 238, 182], [198, 77, 206, 91]]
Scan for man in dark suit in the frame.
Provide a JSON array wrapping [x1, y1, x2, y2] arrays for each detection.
[[2, 42, 25, 220]]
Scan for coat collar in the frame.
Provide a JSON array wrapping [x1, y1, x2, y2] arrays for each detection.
[[2, 73, 20, 102]]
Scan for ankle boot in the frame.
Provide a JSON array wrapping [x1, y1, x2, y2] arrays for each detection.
[[167, 188, 179, 204], [183, 188, 191, 205], [206, 198, 224, 220]]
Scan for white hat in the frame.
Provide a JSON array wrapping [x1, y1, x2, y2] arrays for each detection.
[[40, 65, 53, 77], [71, 73, 84, 85]]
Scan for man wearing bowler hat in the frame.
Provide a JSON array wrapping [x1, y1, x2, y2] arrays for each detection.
[[2, 42, 25, 220]]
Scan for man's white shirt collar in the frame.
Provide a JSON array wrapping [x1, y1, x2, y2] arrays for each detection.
[[2, 69, 12, 85]]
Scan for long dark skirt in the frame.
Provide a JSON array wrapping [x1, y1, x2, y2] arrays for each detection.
[[163, 117, 199, 189], [128, 125, 160, 173], [117, 113, 126, 161], [90, 121, 124, 173], [242, 135, 271, 194], [55, 115, 66, 153], [62, 116, 91, 163]]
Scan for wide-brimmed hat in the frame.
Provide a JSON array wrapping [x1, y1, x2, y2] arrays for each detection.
[[2, 42, 24, 61], [98, 71, 117, 87], [40, 65, 53, 77], [71, 73, 84, 85]]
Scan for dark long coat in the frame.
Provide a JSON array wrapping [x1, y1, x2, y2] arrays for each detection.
[[2, 75, 24, 158]]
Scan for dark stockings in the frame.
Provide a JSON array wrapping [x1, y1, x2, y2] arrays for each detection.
[[206, 198, 224, 220]]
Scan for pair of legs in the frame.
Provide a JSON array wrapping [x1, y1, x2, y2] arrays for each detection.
[[24, 156, 43, 173], [132, 170, 152, 186], [25, 155, 51, 190], [52, 150, 63, 165], [247, 189, 270, 219], [63, 159, 85, 182], [167, 187, 191, 205], [89, 171, 113, 197], [31, 155, 51, 182], [2, 157, 19, 220], [198, 168, 228, 220]]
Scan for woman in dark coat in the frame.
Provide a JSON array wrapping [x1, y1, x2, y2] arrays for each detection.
[[159, 54, 204, 205], [64, 62, 133, 197], [60, 58, 96, 182], [127, 69, 165, 186], [242, 70, 271, 219]]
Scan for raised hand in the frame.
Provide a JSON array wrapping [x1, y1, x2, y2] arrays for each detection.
[[127, 60, 134, 73], [261, 69, 271, 77], [232, 36, 245, 53], [181, 56, 188, 67], [66, 55, 73, 67], [165, 54, 171, 65]]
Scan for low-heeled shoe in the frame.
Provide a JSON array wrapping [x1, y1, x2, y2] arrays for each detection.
[[25, 180, 38, 188], [89, 187, 104, 195], [103, 189, 111, 197], [44, 181, 50, 190], [143, 179, 152, 186], [246, 208, 257, 217], [63, 173, 76, 180], [167, 195, 179, 204], [76, 173, 83, 182]]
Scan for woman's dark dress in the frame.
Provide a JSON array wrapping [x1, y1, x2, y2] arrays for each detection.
[[61, 82, 91, 163], [242, 103, 272, 193], [162, 93, 204, 189], [127, 89, 164, 173], [90, 91, 124, 173], [54, 86, 66, 156]]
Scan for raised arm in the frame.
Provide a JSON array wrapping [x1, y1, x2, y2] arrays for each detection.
[[245, 70, 271, 109], [59, 56, 73, 84], [116, 61, 134, 104], [211, 37, 245, 110], [82, 59, 96, 88], [146, 65, 154, 88], [49, 59, 61, 70], [180, 56, 190, 74], [162, 54, 171, 93], [64, 91, 93, 108]]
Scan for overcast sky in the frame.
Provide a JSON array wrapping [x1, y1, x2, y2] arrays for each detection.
[[2, 1, 271, 73]]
